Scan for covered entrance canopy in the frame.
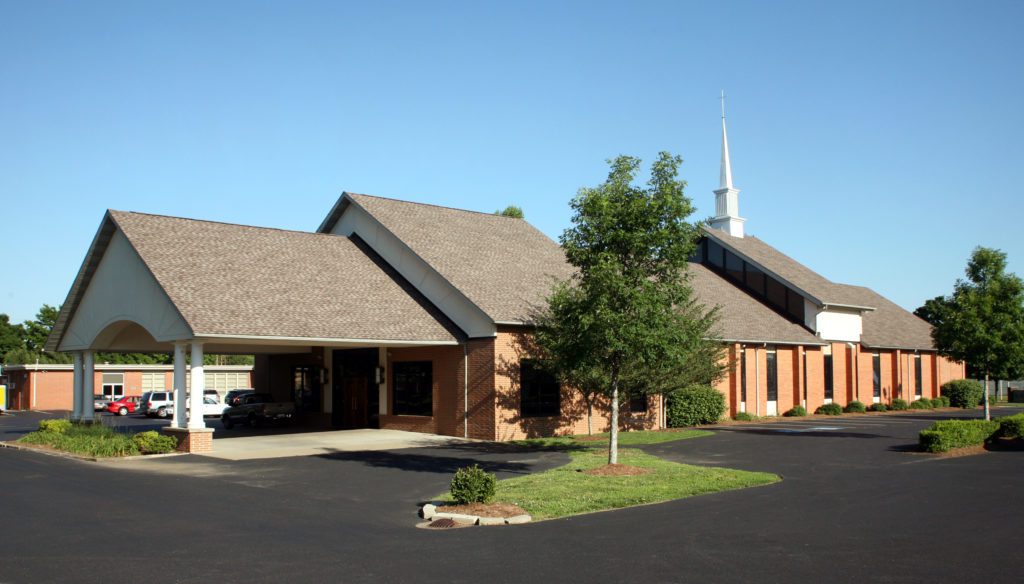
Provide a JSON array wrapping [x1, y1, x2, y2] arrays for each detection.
[[46, 210, 465, 451]]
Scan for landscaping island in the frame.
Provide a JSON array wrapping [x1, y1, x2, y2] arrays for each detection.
[[15, 419, 178, 458]]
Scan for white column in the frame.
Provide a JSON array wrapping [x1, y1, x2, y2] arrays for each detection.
[[81, 351, 95, 422], [72, 352, 84, 421], [188, 341, 205, 429], [172, 342, 187, 429]]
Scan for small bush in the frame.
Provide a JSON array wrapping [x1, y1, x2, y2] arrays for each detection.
[[868, 403, 888, 412], [929, 398, 944, 409], [450, 465, 497, 504], [891, 399, 909, 411], [910, 399, 933, 410], [998, 414, 1024, 439], [666, 385, 726, 427], [783, 405, 807, 417], [918, 419, 1000, 453], [815, 403, 843, 416], [941, 379, 984, 409], [131, 431, 178, 454], [733, 411, 757, 422], [844, 401, 867, 413], [939, 395, 951, 407], [39, 419, 73, 434]]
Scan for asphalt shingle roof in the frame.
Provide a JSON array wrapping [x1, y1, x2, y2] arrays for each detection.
[[109, 211, 460, 343], [703, 227, 875, 309], [833, 285, 935, 350], [687, 262, 824, 345], [346, 194, 575, 323]]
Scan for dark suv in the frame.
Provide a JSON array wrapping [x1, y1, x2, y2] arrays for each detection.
[[224, 388, 255, 406]]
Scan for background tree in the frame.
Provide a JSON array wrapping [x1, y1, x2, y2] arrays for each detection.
[[533, 152, 724, 464], [923, 247, 1024, 420], [0, 314, 25, 360], [495, 205, 524, 218]]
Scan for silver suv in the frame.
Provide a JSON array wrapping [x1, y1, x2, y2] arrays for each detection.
[[140, 391, 174, 418]]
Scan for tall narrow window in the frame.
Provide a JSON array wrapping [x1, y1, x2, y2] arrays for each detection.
[[292, 366, 320, 412], [824, 353, 834, 400], [740, 349, 747, 403], [872, 353, 881, 398], [914, 355, 923, 397], [520, 360, 560, 417], [766, 349, 778, 402], [628, 394, 648, 413], [393, 361, 433, 416]]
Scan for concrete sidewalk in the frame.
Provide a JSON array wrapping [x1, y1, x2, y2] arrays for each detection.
[[199, 428, 477, 460]]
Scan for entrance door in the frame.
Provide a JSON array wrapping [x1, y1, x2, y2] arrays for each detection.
[[332, 349, 378, 429]]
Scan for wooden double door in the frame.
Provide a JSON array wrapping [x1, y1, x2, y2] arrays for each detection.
[[331, 348, 380, 429]]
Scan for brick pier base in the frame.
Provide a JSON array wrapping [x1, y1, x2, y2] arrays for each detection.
[[161, 427, 215, 453]]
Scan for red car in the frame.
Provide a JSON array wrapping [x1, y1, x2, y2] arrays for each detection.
[[106, 396, 140, 416]]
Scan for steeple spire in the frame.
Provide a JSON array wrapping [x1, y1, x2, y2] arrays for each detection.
[[709, 90, 745, 237]]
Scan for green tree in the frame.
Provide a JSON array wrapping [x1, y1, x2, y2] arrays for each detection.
[[495, 205, 524, 218], [533, 152, 724, 464], [0, 314, 25, 360], [925, 247, 1024, 420]]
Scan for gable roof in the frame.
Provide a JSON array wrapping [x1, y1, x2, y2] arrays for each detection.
[[48, 211, 461, 350], [703, 227, 875, 310], [832, 285, 935, 350], [335, 193, 575, 323], [688, 262, 824, 346]]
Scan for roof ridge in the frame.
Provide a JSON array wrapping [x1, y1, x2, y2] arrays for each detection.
[[109, 209, 331, 238], [349, 193, 524, 220]]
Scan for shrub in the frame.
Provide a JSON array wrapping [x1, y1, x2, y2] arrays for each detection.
[[666, 385, 726, 427], [39, 419, 73, 434], [929, 398, 944, 409], [131, 431, 178, 454], [844, 401, 867, 413], [20, 423, 139, 457], [939, 395, 951, 408], [910, 399, 933, 410], [918, 419, 1000, 453], [998, 413, 1024, 439], [450, 464, 497, 504], [868, 403, 888, 412], [733, 411, 757, 422], [891, 399, 909, 411], [783, 405, 807, 417], [941, 379, 984, 409], [815, 403, 843, 416]]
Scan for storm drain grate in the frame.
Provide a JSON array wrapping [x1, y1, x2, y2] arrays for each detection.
[[427, 518, 459, 529]]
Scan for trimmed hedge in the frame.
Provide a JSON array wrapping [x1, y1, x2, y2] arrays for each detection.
[[783, 405, 807, 417], [39, 419, 73, 434], [918, 419, 1000, 453], [891, 399, 909, 411], [450, 464, 497, 504], [998, 414, 1024, 439], [131, 431, 177, 454], [868, 403, 888, 412], [815, 403, 843, 416], [929, 398, 944, 409], [910, 399, 933, 410], [941, 379, 984, 409], [733, 412, 757, 422], [667, 385, 726, 427], [845, 401, 867, 413]]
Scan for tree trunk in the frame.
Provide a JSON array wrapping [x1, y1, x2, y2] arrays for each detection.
[[609, 379, 619, 465], [984, 371, 991, 421], [587, 398, 593, 436]]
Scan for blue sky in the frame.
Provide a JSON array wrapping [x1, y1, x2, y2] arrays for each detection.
[[2, 0, 1022, 324]]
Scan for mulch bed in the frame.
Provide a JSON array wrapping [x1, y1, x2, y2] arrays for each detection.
[[583, 463, 651, 476], [438, 502, 528, 517]]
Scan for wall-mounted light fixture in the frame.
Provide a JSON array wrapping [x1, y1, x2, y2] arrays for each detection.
[[375, 366, 384, 385]]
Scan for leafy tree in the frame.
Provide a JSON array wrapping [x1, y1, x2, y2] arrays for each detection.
[[924, 247, 1024, 420], [495, 205, 524, 218], [23, 304, 61, 353], [533, 152, 724, 464], [0, 314, 25, 360]]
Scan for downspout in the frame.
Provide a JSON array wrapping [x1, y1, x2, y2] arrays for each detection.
[[463, 342, 469, 439]]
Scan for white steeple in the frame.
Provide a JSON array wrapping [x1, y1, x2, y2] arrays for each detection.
[[709, 90, 745, 238]]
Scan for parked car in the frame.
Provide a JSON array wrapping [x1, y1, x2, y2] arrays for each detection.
[[221, 393, 295, 429], [203, 389, 222, 403], [140, 391, 175, 418], [224, 388, 255, 406], [93, 394, 113, 411], [106, 395, 140, 416], [187, 396, 230, 418]]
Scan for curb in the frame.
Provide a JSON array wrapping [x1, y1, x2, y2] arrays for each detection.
[[420, 502, 532, 526]]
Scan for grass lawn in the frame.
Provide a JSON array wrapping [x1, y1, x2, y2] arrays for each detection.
[[438, 430, 778, 521], [510, 428, 713, 449]]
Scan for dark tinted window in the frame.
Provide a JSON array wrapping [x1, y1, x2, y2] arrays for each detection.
[[520, 360, 560, 417], [725, 250, 744, 283], [745, 264, 766, 296], [765, 276, 787, 310], [915, 355, 923, 396], [629, 394, 648, 413], [766, 349, 778, 401], [740, 349, 747, 402], [393, 361, 433, 416], [786, 288, 804, 322], [824, 354, 834, 400], [706, 239, 725, 269], [872, 354, 881, 398]]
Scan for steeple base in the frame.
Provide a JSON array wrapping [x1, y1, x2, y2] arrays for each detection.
[[709, 215, 746, 238]]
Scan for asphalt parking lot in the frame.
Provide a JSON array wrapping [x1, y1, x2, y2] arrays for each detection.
[[1, 407, 1022, 583]]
